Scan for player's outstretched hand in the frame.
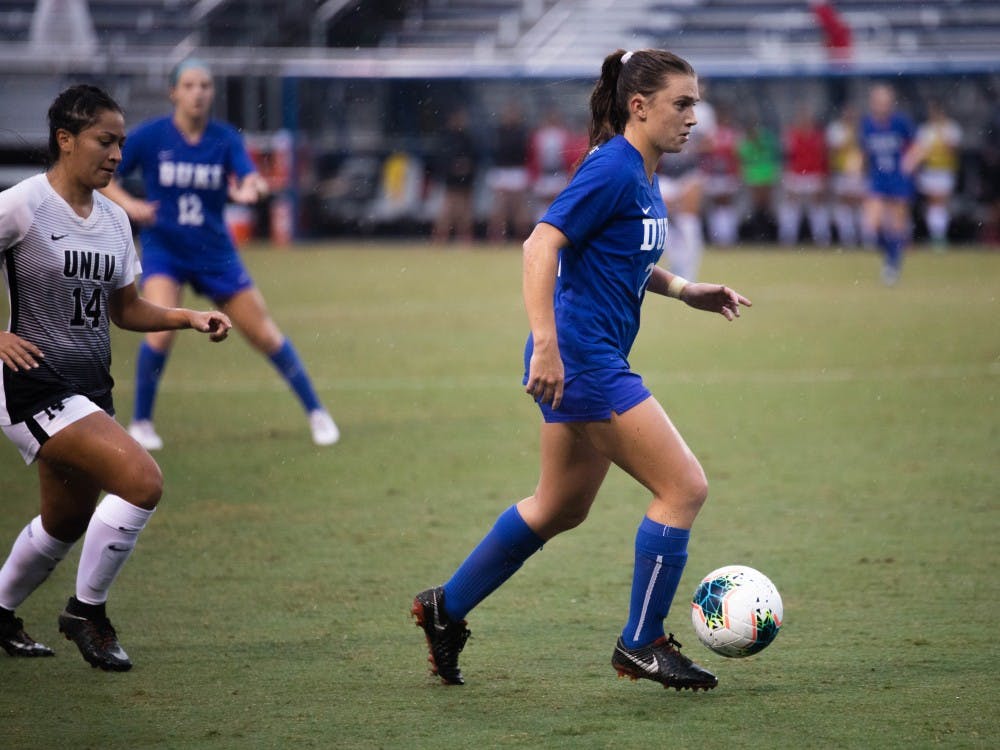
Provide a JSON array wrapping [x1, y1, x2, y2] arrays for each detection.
[[0, 331, 44, 371], [187, 311, 233, 342], [681, 283, 752, 321], [228, 174, 269, 204]]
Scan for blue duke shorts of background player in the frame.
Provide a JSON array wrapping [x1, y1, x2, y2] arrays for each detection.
[[527, 366, 652, 423], [140, 246, 254, 302], [870, 173, 914, 199]]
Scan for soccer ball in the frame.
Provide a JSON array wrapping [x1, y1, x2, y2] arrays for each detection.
[[690, 565, 783, 658]]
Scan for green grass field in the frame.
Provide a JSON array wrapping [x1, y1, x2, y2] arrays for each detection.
[[1, 242, 997, 749]]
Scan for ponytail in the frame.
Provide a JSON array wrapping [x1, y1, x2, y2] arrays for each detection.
[[587, 48, 696, 150], [588, 49, 629, 150]]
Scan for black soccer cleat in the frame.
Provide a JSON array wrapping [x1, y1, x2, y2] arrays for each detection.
[[612, 633, 718, 691], [57, 598, 132, 672], [411, 587, 470, 685], [0, 612, 54, 657]]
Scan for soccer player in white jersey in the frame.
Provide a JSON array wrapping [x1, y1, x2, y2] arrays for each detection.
[[101, 59, 338, 450], [0, 85, 232, 670]]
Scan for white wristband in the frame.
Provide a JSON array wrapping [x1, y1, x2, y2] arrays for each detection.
[[667, 275, 689, 299]]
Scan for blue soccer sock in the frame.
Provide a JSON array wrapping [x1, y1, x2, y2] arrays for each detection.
[[442, 505, 545, 621], [133, 341, 168, 422], [879, 231, 905, 271], [268, 339, 322, 413], [621, 517, 690, 649]]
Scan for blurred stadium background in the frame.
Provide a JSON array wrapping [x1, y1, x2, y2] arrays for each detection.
[[0, 0, 998, 243]]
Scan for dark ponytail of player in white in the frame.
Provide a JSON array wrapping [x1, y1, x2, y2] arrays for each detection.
[[46, 84, 123, 165], [587, 48, 696, 150]]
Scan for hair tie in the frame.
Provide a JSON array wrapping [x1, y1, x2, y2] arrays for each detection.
[[620, 51, 634, 65]]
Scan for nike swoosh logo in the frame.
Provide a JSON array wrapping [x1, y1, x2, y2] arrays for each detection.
[[619, 648, 658, 673], [641, 206, 653, 215], [51, 233, 68, 241]]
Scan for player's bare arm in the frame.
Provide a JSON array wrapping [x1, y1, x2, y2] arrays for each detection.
[[647, 266, 751, 321], [100, 179, 158, 225], [108, 283, 232, 341], [522, 221, 566, 408]]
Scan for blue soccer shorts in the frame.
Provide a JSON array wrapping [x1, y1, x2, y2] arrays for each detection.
[[139, 246, 254, 303], [530, 366, 652, 423]]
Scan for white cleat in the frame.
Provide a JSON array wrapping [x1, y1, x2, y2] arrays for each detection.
[[308, 409, 340, 446], [128, 420, 163, 451]]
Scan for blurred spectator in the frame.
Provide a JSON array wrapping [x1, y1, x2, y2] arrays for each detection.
[[529, 109, 576, 219], [779, 106, 831, 246], [431, 108, 478, 244], [701, 105, 742, 248], [371, 150, 424, 225], [738, 118, 781, 241], [486, 102, 532, 243], [657, 89, 716, 278], [909, 99, 962, 250], [826, 103, 866, 246], [809, 0, 852, 61]]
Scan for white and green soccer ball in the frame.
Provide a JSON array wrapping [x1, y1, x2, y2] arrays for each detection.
[[690, 565, 783, 658]]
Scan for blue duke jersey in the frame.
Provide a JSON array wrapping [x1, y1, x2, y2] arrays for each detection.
[[861, 113, 915, 196], [117, 116, 256, 268], [528, 135, 668, 375], [0, 174, 141, 423]]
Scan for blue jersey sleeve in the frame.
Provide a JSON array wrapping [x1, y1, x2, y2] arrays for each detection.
[[222, 124, 257, 180], [118, 120, 154, 179], [541, 148, 629, 248]]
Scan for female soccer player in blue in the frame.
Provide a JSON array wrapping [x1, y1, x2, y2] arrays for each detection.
[[413, 49, 750, 691], [102, 59, 339, 448], [860, 83, 916, 285]]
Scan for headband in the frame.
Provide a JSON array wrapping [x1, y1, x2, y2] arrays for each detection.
[[621, 51, 634, 65], [169, 57, 211, 87]]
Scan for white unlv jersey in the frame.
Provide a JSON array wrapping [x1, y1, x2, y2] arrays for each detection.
[[0, 173, 140, 425]]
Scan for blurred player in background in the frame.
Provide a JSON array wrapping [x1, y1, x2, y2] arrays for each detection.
[[656, 84, 715, 277], [430, 107, 478, 244], [860, 83, 915, 285], [778, 106, 830, 246], [486, 102, 532, 243], [910, 99, 962, 251], [0, 85, 231, 670], [528, 108, 577, 221], [826, 103, 866, 247], [737, 116, 781, 241], [102, 59, 339, 448], [413, 48, 750, 692], [700, 103, 741, 248]]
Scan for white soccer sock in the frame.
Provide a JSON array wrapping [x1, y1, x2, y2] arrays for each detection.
[[777, 201, 801, 245], [671, 212, 704, 279], [76, 495, 155, 605], [833, 204, 857, 246], [711, 206, 739, 247], [807, 204, 832, 246], [0, 516, 74, 611], [926, 204, 949, 242]]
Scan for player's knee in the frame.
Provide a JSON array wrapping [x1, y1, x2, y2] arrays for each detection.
[[553, 504, 591, 533], [124, 465, 163, 510], [673, 461, 709, 513]]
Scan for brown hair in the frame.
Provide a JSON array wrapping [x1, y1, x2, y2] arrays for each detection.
[[587, 48, 695, 150]]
